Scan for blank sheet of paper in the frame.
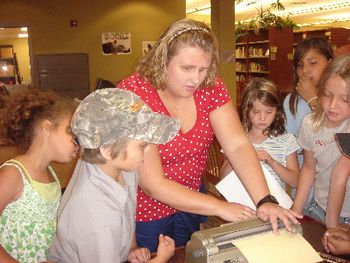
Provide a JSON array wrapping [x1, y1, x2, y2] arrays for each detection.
[[232, 229, 322, 263], [216, 164, 293, 209]]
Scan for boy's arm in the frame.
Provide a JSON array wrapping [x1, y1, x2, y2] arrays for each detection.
[[326, 155, 350, 228], [150, 235, 175, 263], [292, 149, 316, 214], [131, 232, 137, 250]]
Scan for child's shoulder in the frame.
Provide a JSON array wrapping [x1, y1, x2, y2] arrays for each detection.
[[0, 161, 23, 180], [0, 162, 24, 205]]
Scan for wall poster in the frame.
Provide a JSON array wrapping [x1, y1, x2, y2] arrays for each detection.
[[142, 41, 156, 56], [102, 32, 131, 55]]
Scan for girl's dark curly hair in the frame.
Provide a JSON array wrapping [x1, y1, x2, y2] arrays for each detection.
[[0, 89, 75, 151], [239, 78, 286, 137]]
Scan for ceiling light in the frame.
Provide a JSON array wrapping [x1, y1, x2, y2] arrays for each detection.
[[18, 33, 28, 38], [20, 27, 27, 31], [297, 17, 350, 27], [275, 1, 350, 17]]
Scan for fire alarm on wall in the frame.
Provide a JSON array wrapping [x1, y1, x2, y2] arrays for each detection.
[[70, 20, 78, 27]]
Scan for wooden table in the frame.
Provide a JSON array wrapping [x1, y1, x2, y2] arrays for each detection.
[[166, 216, 349, 263]]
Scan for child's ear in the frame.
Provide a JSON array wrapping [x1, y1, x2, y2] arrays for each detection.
[[100, 146, 113, 160], [41, 120, 54, 136]]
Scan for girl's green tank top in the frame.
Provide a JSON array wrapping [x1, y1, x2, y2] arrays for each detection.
[[0, 159, 61, 262]]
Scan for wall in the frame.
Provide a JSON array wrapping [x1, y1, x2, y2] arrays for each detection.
[[0, 0, 186, 91], [0, 38, 31, 84]]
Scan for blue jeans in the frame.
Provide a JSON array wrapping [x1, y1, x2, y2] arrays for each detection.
[[339, 216, 350, 225], [304, 198, 326, 223], [136, 211, 201, 253], [305, 198, 350, 225]]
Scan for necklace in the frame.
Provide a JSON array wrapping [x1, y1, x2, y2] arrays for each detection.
[[158, 90, 178, 114]]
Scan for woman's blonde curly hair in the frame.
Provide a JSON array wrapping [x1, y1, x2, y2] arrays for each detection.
[[137, 19, 220, 90]]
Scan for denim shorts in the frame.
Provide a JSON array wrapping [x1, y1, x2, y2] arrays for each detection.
[[304, 198, 326, 223], [305, 198, 350, 225], [136, 211, 201, 253]]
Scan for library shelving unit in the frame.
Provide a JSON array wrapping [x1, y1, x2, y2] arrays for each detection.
[[293, 27, 350, 50], [0, 45, 16, 85], [235, 27, 294, 105]]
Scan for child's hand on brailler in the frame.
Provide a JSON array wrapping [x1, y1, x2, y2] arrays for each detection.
[[255, 149, 274, 166], [153, 234, 175, 262], [128, 247, 151, 263]]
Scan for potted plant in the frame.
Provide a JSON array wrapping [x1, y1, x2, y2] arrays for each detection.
[[235, 0, 298, 41]]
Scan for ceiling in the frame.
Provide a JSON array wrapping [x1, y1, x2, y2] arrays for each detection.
[[1, 1, 350, 39], [186, 0, 350, 29]]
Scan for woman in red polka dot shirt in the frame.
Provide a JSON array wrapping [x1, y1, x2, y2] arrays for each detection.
[[118, 18, 302, 252]]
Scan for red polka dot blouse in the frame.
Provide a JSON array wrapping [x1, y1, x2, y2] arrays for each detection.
[[118, 73, 231, 222]]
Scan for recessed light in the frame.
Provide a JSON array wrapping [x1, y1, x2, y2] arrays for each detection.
[[18, 33, 28, 38]]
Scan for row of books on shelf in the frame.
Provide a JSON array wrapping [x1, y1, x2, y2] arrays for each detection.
[[236, 74, 263, 82], [235, 47, 269, 58], [236, 62, 268, 73]]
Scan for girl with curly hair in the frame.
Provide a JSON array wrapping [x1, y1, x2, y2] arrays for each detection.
[[0, 89, 78, 262]]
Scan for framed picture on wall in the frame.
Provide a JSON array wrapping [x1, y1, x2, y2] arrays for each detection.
[[142, 41, 156, 56], [102, 32, 131, 55]]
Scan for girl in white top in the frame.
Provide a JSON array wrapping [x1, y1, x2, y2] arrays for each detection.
[[292, 55, 350, 225], [221, 78, 299, 192]]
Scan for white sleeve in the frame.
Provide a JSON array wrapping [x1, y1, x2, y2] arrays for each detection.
[[297, 115, 313, 151], [284, 133, 300, 156]]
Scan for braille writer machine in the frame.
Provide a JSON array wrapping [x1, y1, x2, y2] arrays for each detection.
[[185, 218, 303, 263]]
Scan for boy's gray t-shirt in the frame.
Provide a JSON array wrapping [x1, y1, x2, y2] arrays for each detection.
[[49, 159, 138, 263], [298, 114, 350, 217]]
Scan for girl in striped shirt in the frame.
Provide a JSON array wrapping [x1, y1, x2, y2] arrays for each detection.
[[221, 78, 300, 191]]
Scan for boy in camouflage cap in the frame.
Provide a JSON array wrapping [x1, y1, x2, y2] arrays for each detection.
[[49, 88, 180, 263]]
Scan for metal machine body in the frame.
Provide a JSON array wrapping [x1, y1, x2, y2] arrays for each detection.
[[185, 218, 302, 263]]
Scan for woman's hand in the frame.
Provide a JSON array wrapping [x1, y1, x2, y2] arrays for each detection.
[[218, 201, 256, 222], [128, 247, 151, 263], [257, 203, 303, 234]]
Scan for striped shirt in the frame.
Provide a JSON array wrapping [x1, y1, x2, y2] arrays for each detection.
[[252, 133, 300, 190]]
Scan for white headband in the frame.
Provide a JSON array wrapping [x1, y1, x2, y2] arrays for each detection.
[[168, 26, 210, 44]]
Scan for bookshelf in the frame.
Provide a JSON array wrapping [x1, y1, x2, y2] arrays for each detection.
[[235, 27, 294, 105], [293, 27, 350, 50]]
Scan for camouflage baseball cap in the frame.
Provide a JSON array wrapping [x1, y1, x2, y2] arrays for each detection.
[[71, 88, 180, 149]]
